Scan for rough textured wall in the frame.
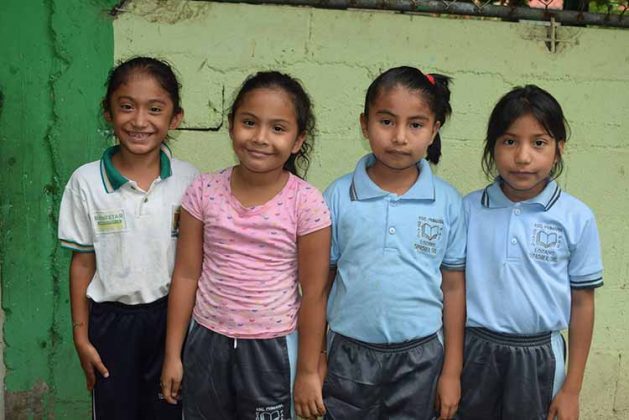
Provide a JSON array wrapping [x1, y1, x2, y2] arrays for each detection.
[[115, 1, 629, 418], [0, 1, 116, 417]]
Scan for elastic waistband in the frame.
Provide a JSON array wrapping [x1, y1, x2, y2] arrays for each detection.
[[90, 295, 168, 312], [337, 332, 438, 352], [467, 327, 551, 347]]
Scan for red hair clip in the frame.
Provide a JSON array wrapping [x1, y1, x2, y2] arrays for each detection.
[[425, 74, 436, 85]]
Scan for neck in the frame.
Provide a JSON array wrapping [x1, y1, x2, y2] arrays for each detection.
[[111, 147, 161, 190], [367, 160, 419, 195]]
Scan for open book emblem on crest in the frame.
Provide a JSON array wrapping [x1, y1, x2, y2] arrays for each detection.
[[421, 223, 442, 241], [536, 230, 558, 248]]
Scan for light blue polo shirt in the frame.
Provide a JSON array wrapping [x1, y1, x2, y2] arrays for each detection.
[[324, 154, 466, 344], [464, 179, 603, 334]]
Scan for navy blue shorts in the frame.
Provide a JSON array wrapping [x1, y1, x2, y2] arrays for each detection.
[[323, 331, 443, 420], [89, 296, 181, 420], [457, 327, 566, 420], [182, 322, 298, 420]]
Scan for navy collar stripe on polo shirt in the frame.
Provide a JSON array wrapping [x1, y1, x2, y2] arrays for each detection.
[[481, 178, 562, 211], [99, 144, 173, 193], [349, 154, 436, 201]]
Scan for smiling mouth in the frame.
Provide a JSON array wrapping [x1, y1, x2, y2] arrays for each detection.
[[128, 132, 154, 139], [247, 149, 271, 157]]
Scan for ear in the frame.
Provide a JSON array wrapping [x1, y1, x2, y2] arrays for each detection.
[[556, 139, 565, 159], [430, 120, 441, 145], [103, 110, 112, 123], [169, 109, 184, 130], [360, 113, 369, 138], [291, 132, 306, 154]]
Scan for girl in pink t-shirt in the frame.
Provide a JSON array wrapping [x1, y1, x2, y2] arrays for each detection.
[[161, 71, 331, 420]]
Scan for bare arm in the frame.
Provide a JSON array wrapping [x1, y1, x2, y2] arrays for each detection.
[[547, 289, 595, 420], [436, 269, 466, 419], [161, 209, 203, 404], [70, 251, 109, 390], [293, 227, 331, 419]]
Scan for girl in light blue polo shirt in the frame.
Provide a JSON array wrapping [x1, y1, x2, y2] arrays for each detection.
[[323, 66, 466, 420], [459, 85, 603, 420]]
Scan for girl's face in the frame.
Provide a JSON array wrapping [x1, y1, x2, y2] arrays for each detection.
[[229, 88, 305, 176], [361, 85, 440, 175], [494, 113, 564, 202], [104, 73, 182, 158]]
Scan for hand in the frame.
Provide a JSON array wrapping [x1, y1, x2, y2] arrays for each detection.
[[435, 372, 460, 419], [294, 371, 326, 419], [160, 356, 184, 405], [75, 340, 109, 391], [318, 352, 328, 383], [547, 388, 580, 420]]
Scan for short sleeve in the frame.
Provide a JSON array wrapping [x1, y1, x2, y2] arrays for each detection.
[[441, 195, 467, 271], [181, 174, 207, 222], [296, 183, 331, 237], [568, 215, 603, 289], [58, 182, 94, 253]]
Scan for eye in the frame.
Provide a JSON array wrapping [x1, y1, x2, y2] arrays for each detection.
[[534, 139, 547, 148], [379, 119, 393, 127], [502, 138, 516, 146], [150, 106, 162, 113], [242, 119, 255, 127], [119, 103, 133, 111], [410, 122, 423, 129], [273, 125, 286, 133]]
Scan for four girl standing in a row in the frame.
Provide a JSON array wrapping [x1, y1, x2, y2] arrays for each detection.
[[58, 57, 602, 420]]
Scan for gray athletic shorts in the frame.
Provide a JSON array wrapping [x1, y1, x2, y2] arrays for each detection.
[[323, 331, 444, 420], [182, 322, 298, 420], [457, 327, 566, 420]]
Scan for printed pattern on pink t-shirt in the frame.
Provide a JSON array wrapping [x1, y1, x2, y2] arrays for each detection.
[[182, 167, 331, 339]]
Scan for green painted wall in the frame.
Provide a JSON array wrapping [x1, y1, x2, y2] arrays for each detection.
[[0, 0, 116, 417], [115, 1, 629, 418]]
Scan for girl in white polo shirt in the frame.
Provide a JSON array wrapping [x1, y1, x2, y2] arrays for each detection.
[[58, 57, 198, 419], [160, 71, 331, 420], [459, 85, 603, 420]]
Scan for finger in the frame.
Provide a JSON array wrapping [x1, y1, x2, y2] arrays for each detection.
[[300, 402, 312, 419], [163, 380, 178, 405], [294, 402, 304, 418], [315, 395, 326, 416], [85, 366, 96, 391], [440, 402, 450, 419], [171, 379, 181, 399], [308, 400, 321, 418], [434, 393, 441, 411], [547, 406, 557, 420], [93, 357, 109, 379]]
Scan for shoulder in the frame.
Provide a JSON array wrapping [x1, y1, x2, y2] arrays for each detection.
[[290, 175, 326, 202], [65, 160, 102, 191], [171, 158, 200, 179], [463, 188, 485, 208], [323, 172, 353, 200], [551, 189, 597, 224], [431, 175, 464, 207]]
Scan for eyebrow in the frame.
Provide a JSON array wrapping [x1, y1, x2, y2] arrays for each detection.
[[116, 96, 168, 104], [502, 131, 550, 138], [375, 110, 431, 121], [238, 111, 290, 124]]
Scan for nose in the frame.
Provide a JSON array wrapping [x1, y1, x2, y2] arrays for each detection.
[[131, 109, 148, 128], [392, 125, 407, 145], [252, 126, 269, 145], [514, 144, 532, 164]]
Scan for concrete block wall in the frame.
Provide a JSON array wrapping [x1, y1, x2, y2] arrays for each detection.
[[115, 1, 629, 418]]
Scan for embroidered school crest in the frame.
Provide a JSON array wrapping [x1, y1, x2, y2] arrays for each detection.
[[530, 223, 563, 263], [415, 216, 444, 256]]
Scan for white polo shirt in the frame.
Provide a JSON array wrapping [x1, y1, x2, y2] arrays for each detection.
[[58, 145, 199, 304], [464, 179, 603, 334], [324, 154, 466, 344]]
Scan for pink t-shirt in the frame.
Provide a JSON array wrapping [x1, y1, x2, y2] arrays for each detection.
[[182, 167, 331, 339]]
